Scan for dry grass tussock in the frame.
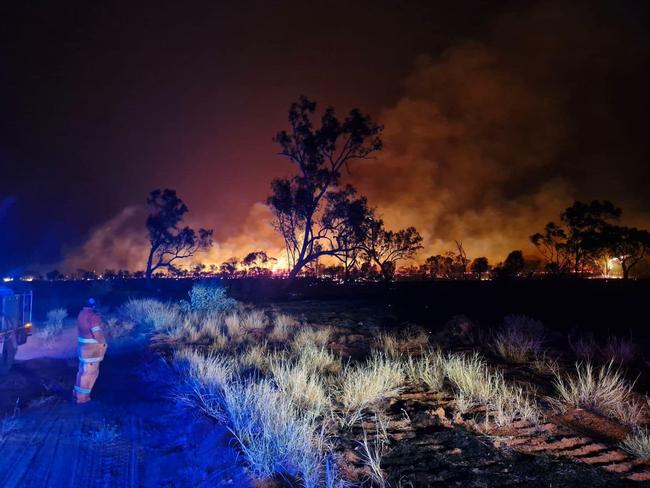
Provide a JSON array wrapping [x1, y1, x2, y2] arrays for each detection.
[[339, 354, 405, 425], [270, 356, 331, 414], [292, 326, 332, 349], [268, 313, 300, 342], [165, 294, 551, 484], [376, 333, 400, 358], [149, 292, 345, 484], [104, 317, 135, 338], [357, 416, 388, 488], [295, 344, 341, 375], [174, 345, 342, 486], [37, 308, 68, 342], [173, 348, 238, 421], [569, 332, 639, 366], [375, 330, 429, 359], [602, 336, 639, 365], [220, 379, 326, 486], [239, 343, 273, 372], [241, 309, 268, 332], [445, 352, 540, 426], [493, 315, 544, 363], [123, 299, 180, 330], [621, 427, 650, 459], [146, 305, 275, 349], [0, 403, 19, 443], [223, 310, 269, 341], [404, 348, 446, 391], [552, 361, 643, 425]]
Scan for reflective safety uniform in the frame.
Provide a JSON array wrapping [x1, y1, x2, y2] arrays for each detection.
[[73, 307, 107, 404]]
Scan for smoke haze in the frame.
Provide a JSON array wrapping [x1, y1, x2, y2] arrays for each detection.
[[60, 2, 650, 272]]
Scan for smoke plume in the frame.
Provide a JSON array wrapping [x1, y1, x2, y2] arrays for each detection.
[[61, 2, 650, 271], [355, 2, 650, 262]]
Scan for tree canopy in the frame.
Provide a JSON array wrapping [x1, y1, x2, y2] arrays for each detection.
[[267, 97, 383, 279], [145, 189, 213, 279]]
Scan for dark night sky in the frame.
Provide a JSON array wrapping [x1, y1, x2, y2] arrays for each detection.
[[1, 1, 649, 274]]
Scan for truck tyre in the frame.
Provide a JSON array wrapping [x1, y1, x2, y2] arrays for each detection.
[[16, 328, 27, 346], [0, 332, 17, 375]]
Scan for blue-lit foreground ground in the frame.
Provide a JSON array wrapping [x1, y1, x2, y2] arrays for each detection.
[[0, 329, 250, 487], [1, 300, 647, 487]]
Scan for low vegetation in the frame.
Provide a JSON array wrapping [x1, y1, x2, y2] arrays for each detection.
[[128, 285, 649, 486], [339, 354, 405, 426], [621, 427, 650, 459], [404, 348, 446, 391], [552, 361, 643, 425], [493, 314, 544, 363], [37, 308, 68, 342]]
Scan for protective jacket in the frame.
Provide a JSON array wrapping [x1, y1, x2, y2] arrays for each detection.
[[73, 307, 107, 403]]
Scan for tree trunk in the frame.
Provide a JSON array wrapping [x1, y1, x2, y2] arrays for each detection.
[[288, 261, 303, 281], [145, 246, 155, 280]]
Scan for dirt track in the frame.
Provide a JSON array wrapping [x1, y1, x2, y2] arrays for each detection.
[[0, 331, 250, 488]]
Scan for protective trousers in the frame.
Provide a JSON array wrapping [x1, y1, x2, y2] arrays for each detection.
[[73, 341, 107, 403]]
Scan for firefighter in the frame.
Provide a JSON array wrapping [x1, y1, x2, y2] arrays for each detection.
[[73, 298, 107, 404]]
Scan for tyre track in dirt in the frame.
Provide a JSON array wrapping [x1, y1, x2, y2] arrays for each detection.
[[0, 399, 142, 488], [489, 416, 650, 482], [1, 334, 252, 488], [365, 390, 649, 486]]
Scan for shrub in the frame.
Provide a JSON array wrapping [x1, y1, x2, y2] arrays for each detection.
[[38, 308, 68, 340], [493, 314, 544, 363], [180, 282, 237, 313], [553, 361, 641, 425]]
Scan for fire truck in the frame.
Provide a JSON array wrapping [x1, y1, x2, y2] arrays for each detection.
[[0, 287, 33, 375]]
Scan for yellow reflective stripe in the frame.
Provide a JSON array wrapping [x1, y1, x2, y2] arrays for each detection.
[[78, 337, 98, 344], [79, 357, 103, 363], [74, 386, 91, 394], [91, 326, 102, 332]]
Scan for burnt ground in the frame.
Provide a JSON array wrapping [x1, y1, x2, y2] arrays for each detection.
[[270, 299, 650, 487]]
